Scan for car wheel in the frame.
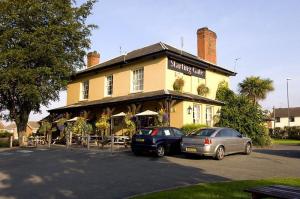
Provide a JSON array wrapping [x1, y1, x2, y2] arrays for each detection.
[[215, 146, 225, 160], [244, 143, 252, 155], [156, 145, 165, 157]]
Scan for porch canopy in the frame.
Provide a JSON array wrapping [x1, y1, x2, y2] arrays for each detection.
[[135, 110, 158, 116], [49, 89, 224, 114]]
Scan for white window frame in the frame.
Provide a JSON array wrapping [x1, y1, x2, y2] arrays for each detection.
[[206, 106, 213, 126], [105, 75, 113, 96], [81, 80, 89, 100], [131, 68, 144, 93], [193, 104, 201, 124]]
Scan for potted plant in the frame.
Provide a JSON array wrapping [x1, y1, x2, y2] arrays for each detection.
[[197, 84, 209, 96], [173, 78, 185, 92]]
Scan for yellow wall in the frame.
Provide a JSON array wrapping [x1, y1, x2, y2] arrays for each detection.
[[165, 67, 229, 100], [170, 101, 221, 127], [67, 57, 167, 105], [205, 70, 229, 99]]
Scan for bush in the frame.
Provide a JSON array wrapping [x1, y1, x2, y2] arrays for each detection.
[[0, 141, 9, 148], [181, 124, 208, 135], [270, 126, 300, 140], [12, 139, 19, 147], [0, 131, 13, 138], [253, 127, 273, 146]]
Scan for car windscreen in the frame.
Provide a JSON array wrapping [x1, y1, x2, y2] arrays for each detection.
[[191, 129, 216, 137], [137, 129, 153, 135]]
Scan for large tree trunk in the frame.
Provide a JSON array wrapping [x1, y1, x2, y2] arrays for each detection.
[[15, 111, 29, 147]]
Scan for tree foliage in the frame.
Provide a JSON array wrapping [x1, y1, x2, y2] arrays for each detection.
[[238, 76, 274, 104], [0, 0, 96, 144], [216, 81, 272, 146]]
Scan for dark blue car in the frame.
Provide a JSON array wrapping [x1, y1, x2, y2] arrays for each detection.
[[131, 127, 184, 157]]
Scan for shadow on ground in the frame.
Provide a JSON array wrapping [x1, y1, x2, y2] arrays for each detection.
[[0, 147, 229, 199], [254, 146, 300, 159]]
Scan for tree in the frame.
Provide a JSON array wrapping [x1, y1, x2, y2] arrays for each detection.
[[0, 0, 97, 145], [216, 81, 272, 146], [238, 76, 274, 104]]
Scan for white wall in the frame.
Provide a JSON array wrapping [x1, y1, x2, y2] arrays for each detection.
[[271, 116, 300, 128]]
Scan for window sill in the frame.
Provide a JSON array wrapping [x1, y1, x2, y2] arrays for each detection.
[[130, 90, 144, 94], [79, 99, 89, 102]]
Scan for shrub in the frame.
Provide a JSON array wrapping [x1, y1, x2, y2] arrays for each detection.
[[215, 82, 272, 146], [173, 78, 185, 92], [253, 127, 273, 146], [284, 126, 300, 140], [181, 124, 208, 135], [0, 131, 13, 138], [0, 141, 9, 148]]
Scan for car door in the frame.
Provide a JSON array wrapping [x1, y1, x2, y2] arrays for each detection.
[[231, 129, 245, 152], [162, 128, 175, 153], [171, 128, 183, 152], [215, 129, 235, 154]]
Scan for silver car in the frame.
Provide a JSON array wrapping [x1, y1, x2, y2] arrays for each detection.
[[181, 127, 252, 160]]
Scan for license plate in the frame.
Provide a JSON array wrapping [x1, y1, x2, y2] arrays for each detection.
[[136, 138, 144, 142], [186, 147, 197, 152]]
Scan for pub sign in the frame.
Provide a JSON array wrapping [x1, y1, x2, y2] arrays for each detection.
[[168, 59, 206, 78]]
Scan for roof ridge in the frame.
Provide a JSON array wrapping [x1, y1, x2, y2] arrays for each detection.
[[159, 42, 168, 50]]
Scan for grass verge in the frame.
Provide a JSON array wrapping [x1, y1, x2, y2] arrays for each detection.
[[132, 178, 300, 199], [272, 139, 300, 146]]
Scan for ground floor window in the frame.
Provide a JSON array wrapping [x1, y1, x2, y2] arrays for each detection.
[[193, 104, 201, 124], [206, 106, 213, 126]]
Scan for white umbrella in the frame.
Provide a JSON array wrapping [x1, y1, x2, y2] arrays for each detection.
[[66, 117, 79, 122], [111, 112, 126, 118], [135, 110, 158, 116]]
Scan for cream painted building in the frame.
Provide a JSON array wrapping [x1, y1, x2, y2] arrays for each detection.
[[271, 107, 300, 128], [49, 27, 236, 129]]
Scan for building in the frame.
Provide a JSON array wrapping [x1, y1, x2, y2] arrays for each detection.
[[271, 107, 300, 128], [5, 121, 40, 139], [49, 27, 236, 129]]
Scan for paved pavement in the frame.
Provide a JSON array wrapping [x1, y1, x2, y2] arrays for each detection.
[[0, 145, 299, 199]]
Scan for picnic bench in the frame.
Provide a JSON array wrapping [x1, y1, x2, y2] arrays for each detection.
[[245, 185, 300, 199]]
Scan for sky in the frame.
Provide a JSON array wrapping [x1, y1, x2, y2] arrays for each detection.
[[29, 0, 300, 122]]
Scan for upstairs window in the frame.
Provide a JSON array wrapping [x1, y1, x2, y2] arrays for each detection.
[[81, 80, 89, 100], [275, 117, 280, 123], [105, 75, 113, 96], [132, 68, 144, 92], [289, 116, 295, 122]]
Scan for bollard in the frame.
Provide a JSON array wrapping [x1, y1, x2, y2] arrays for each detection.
[[87, 135, 90, 150], [9, 136, 13, 148]]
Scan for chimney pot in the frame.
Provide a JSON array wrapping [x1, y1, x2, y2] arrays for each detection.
[[87, 51, 100, 68], [197, 27, 217, 64]]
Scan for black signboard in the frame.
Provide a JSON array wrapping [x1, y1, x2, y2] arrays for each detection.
[[168, 59, 206, 78]]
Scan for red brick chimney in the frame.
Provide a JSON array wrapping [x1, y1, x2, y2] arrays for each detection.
[[87, 51, 100, 68], [197, 27, 217, 64]]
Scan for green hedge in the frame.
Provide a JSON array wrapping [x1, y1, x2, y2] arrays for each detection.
[[0, 131, 12, 138], [181, 124, 208, 135], [0, 141, 9, 147], [270, 126, 300, 140]]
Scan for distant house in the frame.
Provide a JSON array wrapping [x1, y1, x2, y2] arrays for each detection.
[[271, 107, 300, 128], [5, 121, 40, 139]]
